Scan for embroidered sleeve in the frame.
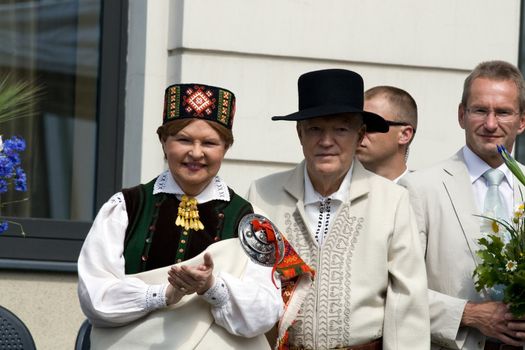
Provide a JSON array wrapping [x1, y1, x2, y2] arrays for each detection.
[[200, 277, 229, 307], [109, 192, 124, 205], [145, 284, 168, 311]]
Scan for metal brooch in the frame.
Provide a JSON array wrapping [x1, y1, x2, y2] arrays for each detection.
[[238, 213, 285, 267]]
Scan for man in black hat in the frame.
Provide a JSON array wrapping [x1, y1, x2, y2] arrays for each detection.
[[248, 69, 430, 349]]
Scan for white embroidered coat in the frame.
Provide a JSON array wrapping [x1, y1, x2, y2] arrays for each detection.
[[248, 160, 430, 350]]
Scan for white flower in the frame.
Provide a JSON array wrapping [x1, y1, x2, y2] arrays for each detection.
[[513, 203, 525, 222], [506, 260, 517, 272]]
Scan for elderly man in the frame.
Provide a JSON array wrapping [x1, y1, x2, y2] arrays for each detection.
[[401, 60, 525, 349], [248, 68, 430, 350], [357, 86, 417, 182]]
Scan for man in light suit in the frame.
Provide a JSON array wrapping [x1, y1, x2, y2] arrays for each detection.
[[248, 69, 430, 349], [401, 60, 525, 349], [357, 85, 417, 183]]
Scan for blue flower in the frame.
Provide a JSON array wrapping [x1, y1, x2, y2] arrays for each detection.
[[3, 136, 26, 153], [0, 178, 7, 193], [0, 156, 13, 178], [0, 136, 27, 193], [0, 135, 27, 237], [0, 221, 8, 234], [15, 167, 26, 192]]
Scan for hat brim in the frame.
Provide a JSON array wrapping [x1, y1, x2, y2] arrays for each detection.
[[272, 105, 389, 133]]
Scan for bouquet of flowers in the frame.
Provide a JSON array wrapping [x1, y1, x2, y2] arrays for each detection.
[[473, 145, 525, 317], [0, 76, 36, 236]]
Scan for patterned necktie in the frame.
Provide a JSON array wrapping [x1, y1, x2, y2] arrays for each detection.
[[482, 168, 508, 220], [482, 169, 509, 301]]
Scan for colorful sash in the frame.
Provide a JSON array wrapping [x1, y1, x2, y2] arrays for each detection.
[[249, 218, 315, 350]]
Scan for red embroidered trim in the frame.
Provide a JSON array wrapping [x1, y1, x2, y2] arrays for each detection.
[[249, 218, 315, 350]]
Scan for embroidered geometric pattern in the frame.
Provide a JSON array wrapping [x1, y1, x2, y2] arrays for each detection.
[[275, 230, 315, 350], [285, 211, 318, 347], [162, 83, 236, 129], [167, 85, 181, 120], [283, 206, 375, 350], [183, 87, 215, 116], [217, 90, 234, 126]]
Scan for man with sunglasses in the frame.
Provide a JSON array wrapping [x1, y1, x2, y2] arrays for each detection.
[[357, 86, 417, 183], [401, 60, 525, 349]]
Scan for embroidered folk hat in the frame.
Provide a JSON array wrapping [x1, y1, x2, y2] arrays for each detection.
[[272, 69, 389, 133], [162, 83, 236, 129]]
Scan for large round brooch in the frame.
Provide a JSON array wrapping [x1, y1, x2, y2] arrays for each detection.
[[238, 213, 285, 267]]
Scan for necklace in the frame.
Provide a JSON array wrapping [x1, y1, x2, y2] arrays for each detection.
[[175, 195, 204, 231]]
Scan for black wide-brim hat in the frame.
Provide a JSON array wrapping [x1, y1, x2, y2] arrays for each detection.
[[272, 69, 389, 133]]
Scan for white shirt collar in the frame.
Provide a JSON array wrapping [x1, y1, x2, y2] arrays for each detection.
[[304, 162, 354, 205], [153, 170, 230, 203], [393, 168, 409, 184], [462, 146, 513, 187]]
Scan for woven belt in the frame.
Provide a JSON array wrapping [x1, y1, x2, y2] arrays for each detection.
[[290, 337, 382, 350], [484, 339, 523, 350]]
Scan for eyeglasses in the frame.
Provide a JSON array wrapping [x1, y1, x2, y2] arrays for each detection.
[[466, 107, 519, 120]]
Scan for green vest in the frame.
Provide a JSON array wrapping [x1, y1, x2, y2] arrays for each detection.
[[122, 178, 253, 274]]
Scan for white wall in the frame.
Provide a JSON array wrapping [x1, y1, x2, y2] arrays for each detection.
[[126, 0, 521, 196]]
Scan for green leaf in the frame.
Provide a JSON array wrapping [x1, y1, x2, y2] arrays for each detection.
[[499, 145, 525, 187], [0, 76, 41, 123]]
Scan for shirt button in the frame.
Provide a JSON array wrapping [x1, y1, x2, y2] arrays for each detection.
[[179, 249, 184, 253], [141, 255, 148, 261], [218, 212, 224, 219]]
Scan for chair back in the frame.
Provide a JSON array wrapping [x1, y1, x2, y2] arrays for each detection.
[[75, 319, 91, 350], [0, 305, 36, 350]]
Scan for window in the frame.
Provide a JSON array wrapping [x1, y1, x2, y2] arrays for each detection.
[[0, 0, 127, 271]]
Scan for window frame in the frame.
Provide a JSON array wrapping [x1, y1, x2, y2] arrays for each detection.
[[0, 0, 128, 272]]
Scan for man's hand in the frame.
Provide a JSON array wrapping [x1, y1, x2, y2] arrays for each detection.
[[506, 311, 525, 345], [462, 301, 525, 346], [168, 253, 215, 295]]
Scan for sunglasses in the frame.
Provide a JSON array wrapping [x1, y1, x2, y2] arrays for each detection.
[[386, 120, 411, 127], [367, 120, 415, 133]]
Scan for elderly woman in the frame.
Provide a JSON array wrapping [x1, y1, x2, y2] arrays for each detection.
[[78, 84, 283, 349]]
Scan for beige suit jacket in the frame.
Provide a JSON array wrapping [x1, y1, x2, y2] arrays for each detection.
[[248, 160, 430, 350], [400, 150, 525, 350]]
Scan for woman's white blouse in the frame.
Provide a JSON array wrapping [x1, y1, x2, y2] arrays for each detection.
[[78, 174, 283, 337]]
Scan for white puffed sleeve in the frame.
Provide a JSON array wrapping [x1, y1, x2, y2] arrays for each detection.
[[77, 193, 168, 327], [205, 260, 283, 337]]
